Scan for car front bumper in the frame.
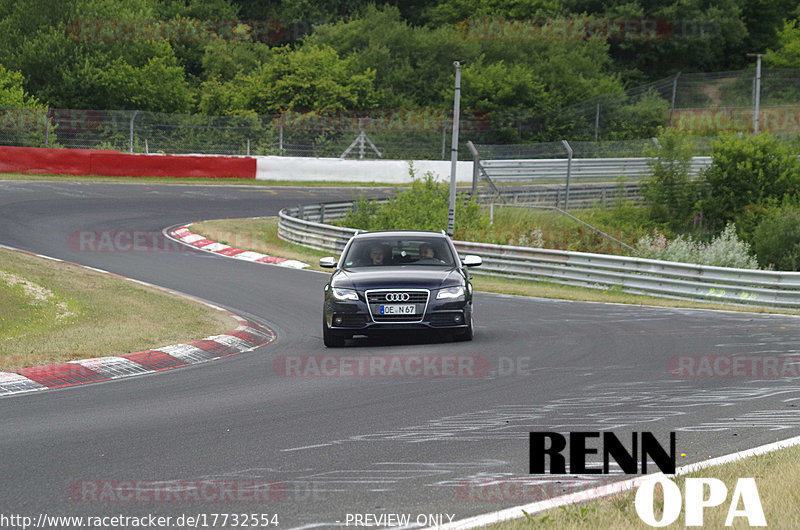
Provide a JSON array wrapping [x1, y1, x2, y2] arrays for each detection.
[[324, 295, 472, 334]]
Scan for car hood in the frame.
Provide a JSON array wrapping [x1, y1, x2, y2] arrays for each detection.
[[332, 266, 464, 290]]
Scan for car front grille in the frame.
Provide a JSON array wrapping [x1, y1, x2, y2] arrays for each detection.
[[366, 292, 429, 304], [366, 289, 430, 323]]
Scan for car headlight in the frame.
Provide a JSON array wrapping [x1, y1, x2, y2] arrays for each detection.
[[436, 286, 465, 300], [332, 287, 359, 301]]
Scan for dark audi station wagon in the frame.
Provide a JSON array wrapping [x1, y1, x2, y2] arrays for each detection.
[[320, 230, 482, 347]]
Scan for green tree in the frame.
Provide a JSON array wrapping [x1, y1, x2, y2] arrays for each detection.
[[767, 18, 800, 68], [559, 0, 749, 82], [307, 5, 481, 109], [3, 0, 195, 112], [424, 0, 566, 26], [0, 64, 41, 108], [308, 4, 623, 141], [0, 63, 49, 147], [200, 39, 273, 83], [154, 0, 241, 80], [198, 43, 377, 115]]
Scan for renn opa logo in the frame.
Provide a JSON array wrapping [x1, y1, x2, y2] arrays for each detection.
[[529, 431, 765, 527]]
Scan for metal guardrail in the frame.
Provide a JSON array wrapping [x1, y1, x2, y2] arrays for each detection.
[[477, 156, 713, 182], [278, 205, 357, 253], [278, 202, 800, 309], [478, 182, 644, 209]]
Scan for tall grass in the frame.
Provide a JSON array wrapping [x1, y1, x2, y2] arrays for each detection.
[[460, 203, 653, 254]]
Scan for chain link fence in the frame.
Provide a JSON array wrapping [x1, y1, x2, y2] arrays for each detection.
[[0, 107, 481, 159], [1, 68, 798, 159]]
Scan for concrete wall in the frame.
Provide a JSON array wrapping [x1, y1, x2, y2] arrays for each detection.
[[0, 146, 256, 178], [255, 156, 473, 184]]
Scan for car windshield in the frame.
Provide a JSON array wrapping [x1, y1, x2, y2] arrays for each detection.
[[342, 237, 455, 267]]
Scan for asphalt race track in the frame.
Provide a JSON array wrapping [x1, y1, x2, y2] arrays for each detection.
[[1, 180, 800, 529]]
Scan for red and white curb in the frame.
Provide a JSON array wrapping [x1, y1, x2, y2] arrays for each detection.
[[0, 246, 275, 397], [167, 225, 309, 269]]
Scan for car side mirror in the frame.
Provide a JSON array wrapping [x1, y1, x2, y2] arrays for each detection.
[[463, 255, 482, 267], [319, 257, 337, 268]]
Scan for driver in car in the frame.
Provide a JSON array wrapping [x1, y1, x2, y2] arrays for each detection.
[[369, 244, 389, 265]]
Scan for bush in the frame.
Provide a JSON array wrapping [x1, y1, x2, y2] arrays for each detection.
[[337, 166, 488, 237], [700, 134, 800, 225], [752, 205, 800, 270], [636, 224, 759, 269]]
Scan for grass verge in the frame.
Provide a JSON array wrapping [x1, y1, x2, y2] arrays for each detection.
[[0, 247, 235, 371], [484, 443, 800, 529], [190, 217, 800, 316], [466, 203, 652, 253], [191, 217, 333, 271]]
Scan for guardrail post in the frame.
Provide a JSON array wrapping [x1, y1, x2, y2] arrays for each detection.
[[320, 203, 326, 224], [298, 204, 304, 220]]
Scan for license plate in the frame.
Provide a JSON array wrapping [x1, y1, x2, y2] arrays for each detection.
[[380, 304, 415, 315]]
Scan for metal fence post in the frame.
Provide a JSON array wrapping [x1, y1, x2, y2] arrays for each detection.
[[441, 121, 447, 160], [279, 113, 285, 155], [129, 110, 139, 153], [594, 104, 600, 141], [561, 139, 573, 211], [467, 140, 480, 196], [670, 72, 681, 109], [44, 108, 51, 147]]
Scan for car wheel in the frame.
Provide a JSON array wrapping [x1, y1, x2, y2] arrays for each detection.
[[453, 314, 474, 342], [323, 318, 346, 347]]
